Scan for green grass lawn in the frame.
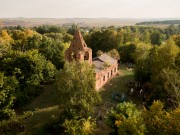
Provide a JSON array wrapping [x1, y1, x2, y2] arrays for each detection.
[[19, 64, 142, 135], [95, 64, 143, 134], [100, 64, 134, 102], [18, 84, 60, 135], [99, 64, 142, 105]]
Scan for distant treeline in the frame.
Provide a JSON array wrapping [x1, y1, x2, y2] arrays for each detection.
[[136, 20, 180, 25]]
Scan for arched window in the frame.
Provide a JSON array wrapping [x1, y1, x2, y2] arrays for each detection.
[[84, 51, 89, 60], [71, 52, 76, 60], [103, 75, 106, 81]]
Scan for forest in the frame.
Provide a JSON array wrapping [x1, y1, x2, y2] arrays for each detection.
[[0, 24, 180, 134], [136, 20, 180, 25]]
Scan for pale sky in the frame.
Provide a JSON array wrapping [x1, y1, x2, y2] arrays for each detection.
[[0, 0, 179, 18]]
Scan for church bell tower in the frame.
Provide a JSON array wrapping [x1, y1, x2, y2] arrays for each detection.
[[65, 29, 92, 64]]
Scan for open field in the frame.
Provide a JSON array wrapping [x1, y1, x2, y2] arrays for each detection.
[[18, 64, 142, 135], [1, 18, 179, 28], [0, 18, 149, 27]]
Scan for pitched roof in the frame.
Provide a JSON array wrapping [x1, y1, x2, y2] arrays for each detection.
[[70, 29, 87, 50], [92, 59, 105, 73], [98, 53, 117, 65], [93, 53, 118, 73]]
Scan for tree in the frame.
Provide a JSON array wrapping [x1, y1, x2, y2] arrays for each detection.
[[24, 33, 42, 50], [11, 29, 41, 51], [0, 30, 13, 43], [0, 20, 2, 27], [107, 102, 146, 135], [0, 30, 13, 57], [142, 100, 180, 135], [96, 49, 120, 60], [85, 28, 119, 57], [44, 32, 73, 43], [39, 35, 65, 69], [55, 61, 101, 134], [133, 38, 179, 103], [34, 25, 66, 34], [175, 52, 180, 66], [108, 49, 120, 60], [150, 39, 179, 99], [173, 34, 180, 47], [87, 30, 103, 56], [63, 117, 95, 135], [116, 30, 124, 47], [133, 43, 152, 85], [101, 29, 118, 51], [118, 43, 136, 63], [0, 50, 56, 106], [165, 25, 179, 38], [142, 101, 168, 134], [55, 61, 101, 118], [167, 107, 180, 134], [96, 50, 104, 56], [120, 27, 135, 44], [150, 30, 163, 45], [67, 24, 78, 35], [161, 68, 180, 107], [141, 30, 151, 44], [0, 73, 18, 120]]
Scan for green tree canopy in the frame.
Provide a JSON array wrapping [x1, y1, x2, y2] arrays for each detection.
[[39, 35, 66, 69], [0, 50, 56, 106], [107, 102, 146, 135], [150, 30, 163, 45], [142, 100, 180, 135], [55, 61, 101, 118], [0, 73, 18, 120]]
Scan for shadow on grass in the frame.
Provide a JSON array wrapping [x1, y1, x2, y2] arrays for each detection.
[[99, 64, 143, 107], [19, 83, 61, 135], [100, 74, 134, 103], [95, 66, 137, 135], [20, 107, 60, 135], [24, 83, 58, 111], [20, 64, 142, 135]]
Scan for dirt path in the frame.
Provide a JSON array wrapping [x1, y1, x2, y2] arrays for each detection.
[[19, 83, 60, 135]]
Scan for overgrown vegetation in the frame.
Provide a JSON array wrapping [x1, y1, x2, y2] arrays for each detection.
[[136, 20, 180, 25], [107, 101, 180, 135], [0, 26, 72, 133], [54, 61, 101, 134], [1, 24, 180, 134]]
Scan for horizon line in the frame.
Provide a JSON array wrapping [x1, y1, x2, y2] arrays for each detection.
[[1, 17, 180, 19]]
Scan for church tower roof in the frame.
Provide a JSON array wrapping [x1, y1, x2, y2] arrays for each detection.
[[70, 29, 87, 50], [65, 29, 92, 64]]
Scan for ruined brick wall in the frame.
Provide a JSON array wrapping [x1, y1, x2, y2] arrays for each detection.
[[65, 29, 119, 90], [95, 63, 118, 90], [65, 30, 92, 65]]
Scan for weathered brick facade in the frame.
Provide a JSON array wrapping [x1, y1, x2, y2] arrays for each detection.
[[65, 30, 118, 90], [65, 30, 92, 64]]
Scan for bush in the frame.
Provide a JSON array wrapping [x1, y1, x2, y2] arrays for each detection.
[[0, 119, 25, 135], [63, 117, 95, 135], [107, 102, 146, 135]]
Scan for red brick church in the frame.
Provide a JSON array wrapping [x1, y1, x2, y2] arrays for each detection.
[[65, 30, 118, 90]]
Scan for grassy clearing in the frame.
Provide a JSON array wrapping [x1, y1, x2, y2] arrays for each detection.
[[100, 64, 134, 102], [99, 64, 142, 106], [95, 64, 143, 134], [18, 84, 60, 135], [19, 64, 142, 135]]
